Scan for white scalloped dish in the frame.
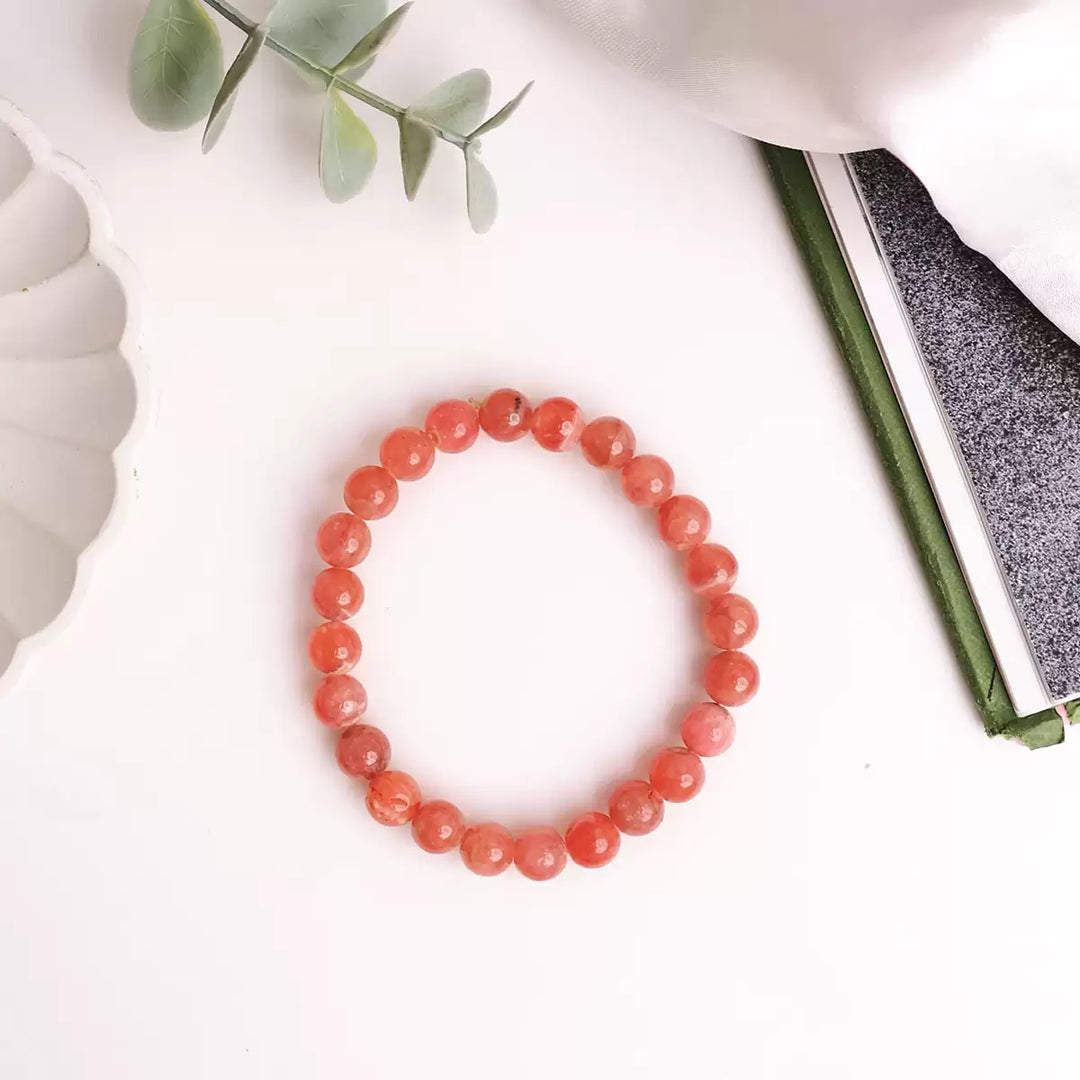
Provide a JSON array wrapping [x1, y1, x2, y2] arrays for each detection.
[[0, 101, 141, 688]]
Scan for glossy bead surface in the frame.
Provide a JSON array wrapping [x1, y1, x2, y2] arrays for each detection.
[[316, 512, 371, 568], [531, 397, 585, 452], [565, 812, 621, 868], [703, 593, 758, 650], [685, 543, 738, 599], [658, 495, 711, 551], [621, 455, 674, 508], [648, 747, 705, 802], [312, 567, 365, 621], [479, 388, 533, 442], [344, 465, 399, 520], [336, 723, 390, 779], [412, 800, 466, 854], [314, 674, 368, 728], [308, 621, 362, 675], [366, 770, 422, 826], [608, 780, 665, 836], [680, 702, 736, 757], [513, 827, 568, 882], [704, 650, 760, 707], [581, 416, 636, 469], [425, 399, 480, 453], [380, 426, 435, 481], [460, 823, 514, 876]]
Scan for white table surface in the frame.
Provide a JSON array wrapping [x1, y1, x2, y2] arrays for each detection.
[[2, 2, 1079, 1077]]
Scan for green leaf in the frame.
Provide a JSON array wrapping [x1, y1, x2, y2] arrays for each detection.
[[319, 89, 377, 203], [129, 0, 224, 131], [465, 143, 497, 234], [333, 2, 412, 75], [469, 81, 534, 139], [398, 116, 435, 201], [202, 25, 267, 153], [410, 69, 491, 134], [269, 0, 387, 68]]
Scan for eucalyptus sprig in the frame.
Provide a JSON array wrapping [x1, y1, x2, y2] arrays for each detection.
[[128, 0, 533, 232]]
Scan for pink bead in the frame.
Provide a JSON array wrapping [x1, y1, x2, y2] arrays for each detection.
[[621, 455, 674, 508], [344, 465, 399, 520], [366, 770, 422, 826], [314, 674, 368, 728], [336, 723, 390, 778], [531, 397, 585, 452], [685, 543, 738, 599], [425, 399, 480, 453], [312, 567, 365, 621], [680, 702, 736, 757], [608, 780, 665, 836], [479, 388, 533, 442], [513, 827, 568, 881], [704, 650, 760, 707], [308, 622, 362, 675], [316, 512, 371, 568], [412, 800, 466, 854], [565, 812, 621, 868], [703, 593, 758, 650], [581, 416, 636, 469], [648, 747, 705, 803], [380, 427, 435, 481], [658, 495, 711, 550], [461, 823, 515, 876]]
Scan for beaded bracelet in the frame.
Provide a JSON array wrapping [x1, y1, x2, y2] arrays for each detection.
[[308, 390, 759, 880]]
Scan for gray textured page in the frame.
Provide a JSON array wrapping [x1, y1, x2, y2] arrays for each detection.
[[850, 150, 1080, 700]]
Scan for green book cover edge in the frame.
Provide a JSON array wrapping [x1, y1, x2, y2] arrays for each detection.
[[760, 142, 1067, 749]]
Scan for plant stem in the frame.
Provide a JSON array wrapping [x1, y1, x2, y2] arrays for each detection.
[[200, 0, 469, 148]]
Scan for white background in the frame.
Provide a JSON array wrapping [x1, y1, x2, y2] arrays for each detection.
[[1, 2, 1079, 1077]]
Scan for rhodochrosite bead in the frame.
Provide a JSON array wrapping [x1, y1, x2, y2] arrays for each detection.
[[608, 780, 664, 836], [314, 674, 368, 728], [658, 495, 711, 551], [648, 747, 705, 802], [565, 812, 621, 868], [703, 593, 758, 650], [367, 770, 422, 826], [380, 426, 435, 481], [680, 702, 735, 757], [425, 399, 480, 453], [685, 543, 738, 598], [308, 622, 362, 675], [531, 397, 585, 452], [513, 827, 568, 881], [312, 567, 364, 621], [336, 723, 390, 778], [344, 465, 399, 520], [581, 416, 636, 469], [622, 455, 674, 508], [316, 512, 371, 568], [412, 800, 466, 854], [461, 823, 515, 876], [479, 388, 532, 442], [704, 650, 760, 707]]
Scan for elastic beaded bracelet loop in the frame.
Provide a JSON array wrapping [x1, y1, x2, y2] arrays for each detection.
[[308, 389, 759, 880]]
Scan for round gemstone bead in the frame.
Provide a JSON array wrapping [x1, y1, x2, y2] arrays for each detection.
[[565, 811, 621, 868], [513, 827, 568, 882], [703, 593, 758, 651], [648, 747, 705, 802], [380, 426, 435, 481], [314, 674, 368, 728], [704, 650, 760, 707], [312, 567, 365, 621], [412, 800, 466, 854], [581, 416, 636, 469], [608, 780, 665, 836], [425, 399, 480, 453], [685, 543, 738, 599], [479, 388, 533, 442], [531, 397, 586, 452], [366, 770, 422, 826], [344, 465, 399, 520], [460, 822, 514, 876], [658, 495, 711, 551], [621, 455, 674, 508], [316, 512, 371, 568], [308, 621, 362, 675], [336, 723, 390, 779], [680, 702, 736, 757]]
